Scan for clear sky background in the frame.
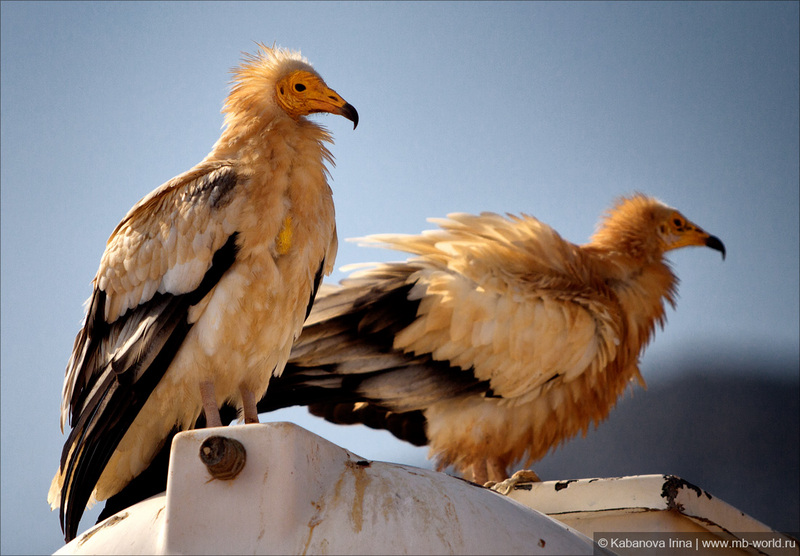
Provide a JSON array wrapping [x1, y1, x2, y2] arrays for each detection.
[[1, 2, 798, 553]]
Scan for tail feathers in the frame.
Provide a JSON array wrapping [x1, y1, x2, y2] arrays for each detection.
[[308, 402, 428, 447], [261, 261, 492, 448]]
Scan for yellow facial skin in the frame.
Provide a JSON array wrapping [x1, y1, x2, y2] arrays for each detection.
[[659, 210, 726, 259], [275, 70, 359, 128]]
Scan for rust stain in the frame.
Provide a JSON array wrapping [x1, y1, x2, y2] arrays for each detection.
[[330, 463, 347, 504], [328, 457, 372, 535], [345, 459, 372, 533], [425, 481, 460, 550], [302, 500, 325, 555], [256, 462, 270, 543], [76, 513, 129, 546]]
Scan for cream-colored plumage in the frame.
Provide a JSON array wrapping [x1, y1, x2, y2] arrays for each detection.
[[49, 44, 357, 541], [265, 194, 725, 485]]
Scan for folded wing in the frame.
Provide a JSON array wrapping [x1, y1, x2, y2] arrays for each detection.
[[52, 163, 242, 539]]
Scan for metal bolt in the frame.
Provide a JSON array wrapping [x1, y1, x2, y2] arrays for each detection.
[[199, 436, 246, 480]]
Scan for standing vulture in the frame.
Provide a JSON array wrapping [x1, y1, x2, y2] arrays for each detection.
[[49, 44, 358, 542], [262, 193, 725, 484]]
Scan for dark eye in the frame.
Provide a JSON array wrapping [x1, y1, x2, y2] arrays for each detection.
[[673, 218, 683, 228], [294, 83, 306, 92]]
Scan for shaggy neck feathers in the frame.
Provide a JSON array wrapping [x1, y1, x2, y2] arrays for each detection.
[[586, 194, 679, 357]]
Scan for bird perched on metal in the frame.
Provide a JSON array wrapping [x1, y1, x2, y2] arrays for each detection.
[[48, 44, 358, 542], [261, 193, 725, 485]]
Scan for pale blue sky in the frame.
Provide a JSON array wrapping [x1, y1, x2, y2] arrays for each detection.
[[2, 2, 798, 553]]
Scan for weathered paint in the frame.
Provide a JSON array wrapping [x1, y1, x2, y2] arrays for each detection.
[[55, 423, 595, 555]]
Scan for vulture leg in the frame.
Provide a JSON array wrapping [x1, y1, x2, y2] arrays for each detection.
[[200, 380, 223, 428], [240, 386, 259, 424], [470, 461, 489, 485], [487, 459, 508, 483]]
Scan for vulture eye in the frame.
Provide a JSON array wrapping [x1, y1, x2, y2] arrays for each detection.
[[294, 83, 306, 92]]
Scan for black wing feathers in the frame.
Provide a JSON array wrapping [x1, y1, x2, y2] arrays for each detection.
[[65, 290, 109, 430], [60, 233, 239, 541], [259, 272, 490, 444], [94, 249, 323, 527], [90, 264, 489, 523], [305, 259, 326, 320], [308, 402, 429, 447]]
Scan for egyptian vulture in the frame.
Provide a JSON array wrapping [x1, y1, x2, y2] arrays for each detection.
[[260, 193, 726, 484], [48, 44, 358, 542]]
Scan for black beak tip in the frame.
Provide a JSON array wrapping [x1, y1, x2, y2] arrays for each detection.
[[344, 103, 358, 129], [706, 235, 726, 260]]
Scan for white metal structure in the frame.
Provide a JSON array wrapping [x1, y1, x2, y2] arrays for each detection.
[[55, 423, 595, 555], [54, 423, 794, 555]]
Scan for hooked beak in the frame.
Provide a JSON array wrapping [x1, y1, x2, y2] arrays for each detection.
[[275, 69, 358, 129], [338, 102, 359, 129], [704, 234, 726, 260], [665, 221, 726, 261], [307, 86, 358, 129]]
